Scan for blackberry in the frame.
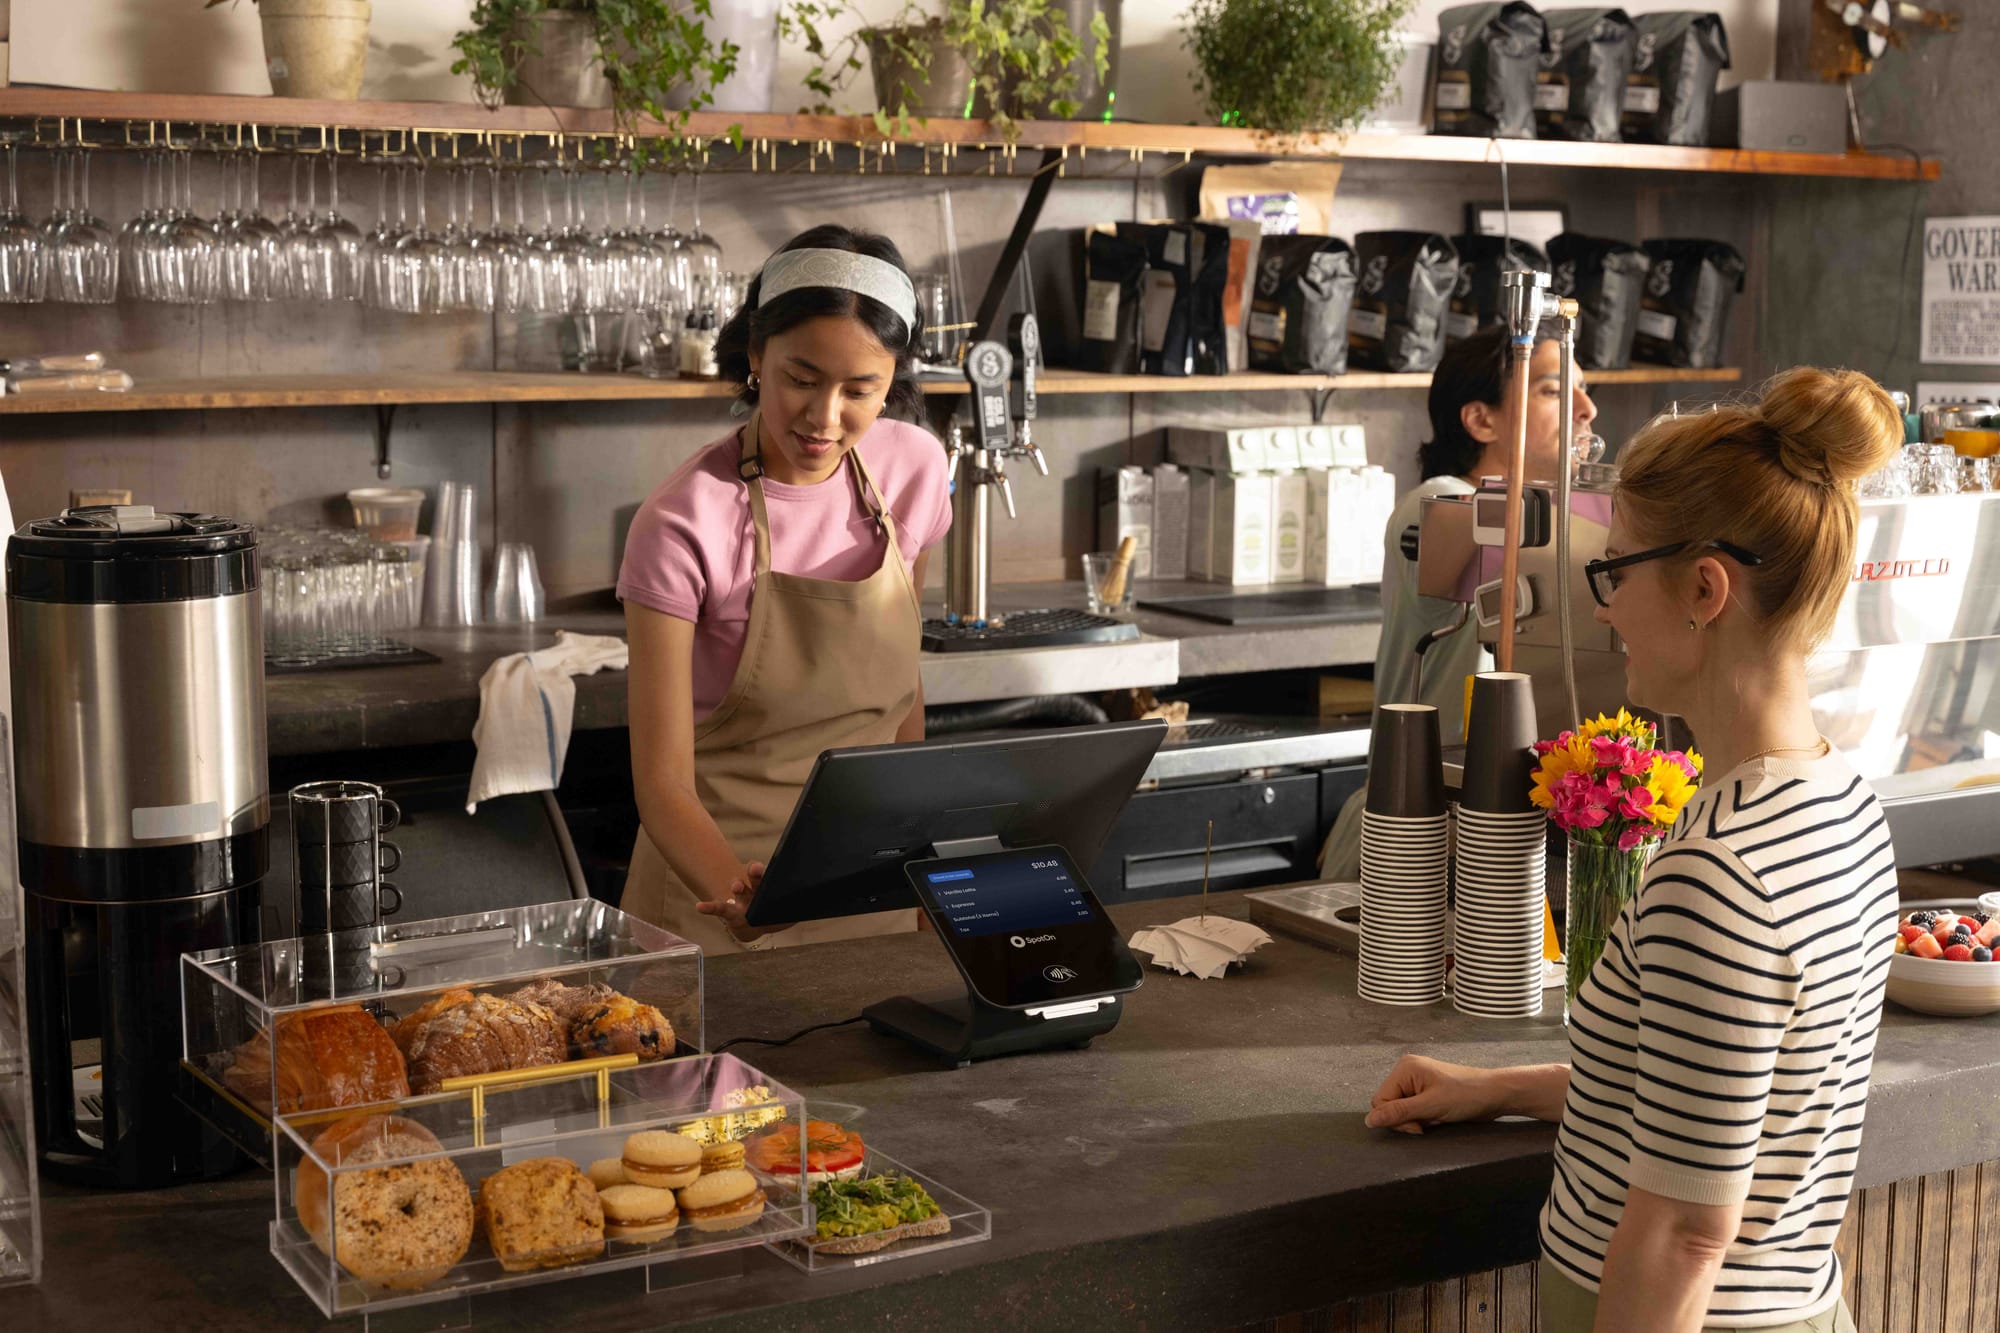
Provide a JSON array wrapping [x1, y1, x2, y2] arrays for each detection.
[[1909, 910, 1938, 928]]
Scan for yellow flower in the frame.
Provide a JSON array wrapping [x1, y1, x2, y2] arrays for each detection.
[[1531, 733, 1595, 809], [1643, 756, 1699, 825]]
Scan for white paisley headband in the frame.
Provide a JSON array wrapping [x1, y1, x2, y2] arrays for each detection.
[[755, 247, 918, 335]]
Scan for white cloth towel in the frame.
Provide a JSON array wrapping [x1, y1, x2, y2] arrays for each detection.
[[467, 631, 628, 813]]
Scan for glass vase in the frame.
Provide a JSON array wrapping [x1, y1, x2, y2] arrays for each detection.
[[1563, 833, 1656, 1020]]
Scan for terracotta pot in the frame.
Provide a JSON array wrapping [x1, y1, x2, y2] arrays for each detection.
[[866, 23, 979, 119], [506, 10, 610, 110], [258, 0, 371, 102]]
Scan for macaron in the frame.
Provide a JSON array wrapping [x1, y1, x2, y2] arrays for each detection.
[[622, 1131, 702, 1189], [700, 1139, 746, 1173], [586, 1157, 627, 1191], [676, 1167, 766, 1233], [598, 1183, 679, 1242]]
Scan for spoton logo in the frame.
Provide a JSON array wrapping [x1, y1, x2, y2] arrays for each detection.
[[1009, 933, 1057, 948]]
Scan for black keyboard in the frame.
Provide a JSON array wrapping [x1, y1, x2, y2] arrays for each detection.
[[921, 608, 1141, 653]]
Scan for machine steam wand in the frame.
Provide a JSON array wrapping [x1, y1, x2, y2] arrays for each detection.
[[1498, 270, 1554, 671], [1554, 295, 1584, 730]]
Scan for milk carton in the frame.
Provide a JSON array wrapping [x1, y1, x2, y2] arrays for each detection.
[[1270, 470, 1308, 583], [1151, 463, 1191, 581], [1096, 466, 1155, 579], [1212, 473, 1274, 585]]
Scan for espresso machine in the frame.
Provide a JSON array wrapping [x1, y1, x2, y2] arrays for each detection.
[[8, 505, 268, 1185], [923, 313, 1138, 652]]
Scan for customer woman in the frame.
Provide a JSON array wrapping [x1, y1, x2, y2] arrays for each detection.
[[617, 225, 949, 952], [1365, 368, 1902, 1331]]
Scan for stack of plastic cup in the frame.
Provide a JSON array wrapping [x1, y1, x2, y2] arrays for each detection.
[[1451, 671, 1548, 1019], [1358, 703, 1448, 1006]]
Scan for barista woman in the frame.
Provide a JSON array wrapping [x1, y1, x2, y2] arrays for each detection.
[[1367, 368, 1902, 1332], [617, 226, 951, 953], [1320, 324, 1597, 880]]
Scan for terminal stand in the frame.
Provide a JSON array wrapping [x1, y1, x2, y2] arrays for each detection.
[[863, 836, 1138, 1068]]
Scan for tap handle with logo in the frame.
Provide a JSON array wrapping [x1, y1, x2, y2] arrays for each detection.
[[963, 339, 1014, 456]]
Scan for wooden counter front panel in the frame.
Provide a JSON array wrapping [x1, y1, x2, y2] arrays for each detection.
[[1231, 1161, 2000, 1332]]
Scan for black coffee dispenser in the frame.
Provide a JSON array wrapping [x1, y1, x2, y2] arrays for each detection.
[[7, 506, 267, 1186]]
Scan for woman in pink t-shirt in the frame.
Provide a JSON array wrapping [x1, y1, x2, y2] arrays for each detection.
[[617, 225, 951, 952]]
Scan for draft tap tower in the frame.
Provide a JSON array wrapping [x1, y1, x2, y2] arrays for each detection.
[[943, 315, 1047, 628]]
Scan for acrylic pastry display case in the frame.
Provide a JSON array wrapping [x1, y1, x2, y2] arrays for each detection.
[[271, 1053, 808, 1319], [0, 721, 40, 1288], [180, 900, 704, 1165]]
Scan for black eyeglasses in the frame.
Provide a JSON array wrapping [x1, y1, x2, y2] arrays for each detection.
[[1584, 540, 1764, 608]]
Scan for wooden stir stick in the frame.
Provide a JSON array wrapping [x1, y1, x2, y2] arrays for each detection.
[[1201, 819, 1213, 924]]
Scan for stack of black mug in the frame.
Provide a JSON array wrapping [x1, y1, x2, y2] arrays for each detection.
[[291, 780, 403, 936]]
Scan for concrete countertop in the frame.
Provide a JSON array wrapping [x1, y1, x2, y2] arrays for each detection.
[[5, 888, 1993, 1332], [264, 585, 1384, 757]]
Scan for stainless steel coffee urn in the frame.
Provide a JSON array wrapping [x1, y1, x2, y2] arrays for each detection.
[[7, 505, 268, 1186]]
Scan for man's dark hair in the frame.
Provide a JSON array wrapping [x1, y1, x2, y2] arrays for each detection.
[[1418, 321, 1561, 481], [717, 224, 923, 420]]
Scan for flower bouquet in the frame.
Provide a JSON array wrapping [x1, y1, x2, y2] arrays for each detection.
[[1530, 709, 1702, 1009]]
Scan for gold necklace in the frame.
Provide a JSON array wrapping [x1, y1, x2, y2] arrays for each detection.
[[1740, 736, 1830, 765]]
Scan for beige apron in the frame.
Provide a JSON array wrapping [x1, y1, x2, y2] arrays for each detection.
[[623, 412, 924, 954]]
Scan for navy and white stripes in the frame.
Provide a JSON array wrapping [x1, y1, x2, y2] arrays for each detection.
[[1539, 750, 1898, 1326]]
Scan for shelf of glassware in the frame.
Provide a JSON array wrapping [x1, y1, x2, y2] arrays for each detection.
[[0, 365, 1744, 415], [0, 88, 1942, 182]]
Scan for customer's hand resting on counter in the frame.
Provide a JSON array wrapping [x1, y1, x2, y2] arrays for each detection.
[[1366, 1055, 1570, 1134]]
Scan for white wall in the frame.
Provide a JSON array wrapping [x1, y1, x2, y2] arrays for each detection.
[[16, 0, 1775, 116]]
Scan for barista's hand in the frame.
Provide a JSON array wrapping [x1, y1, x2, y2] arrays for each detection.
[[1365, 1055, 1509, 1135], [696, 861, 788, 943]]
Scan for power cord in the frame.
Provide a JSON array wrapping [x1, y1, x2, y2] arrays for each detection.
[[1860, 142, 1930, 374], [713, 1014, 869, 1054]]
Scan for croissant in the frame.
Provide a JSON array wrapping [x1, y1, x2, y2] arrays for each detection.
[[405, 994, 565, 1093], [223, 1004, 410, 1116]]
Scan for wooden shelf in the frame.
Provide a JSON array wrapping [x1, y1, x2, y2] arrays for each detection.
[[0, 88, 1939, 182], [0, 365, 1743, 415]]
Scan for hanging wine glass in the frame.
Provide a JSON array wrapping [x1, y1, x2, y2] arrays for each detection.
[[0, 141, 39, 304]]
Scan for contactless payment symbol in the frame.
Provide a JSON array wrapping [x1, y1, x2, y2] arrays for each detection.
[[1043, 964, 1080, 983]]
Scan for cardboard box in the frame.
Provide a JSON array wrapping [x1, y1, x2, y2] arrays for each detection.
[[1212, 473, 1273, 585], [1187, 469, 1216, 580], [1264, 426, 1302, 472], [1151, 463, 1191, 581], [1095, 466, 1154, 579], [1305, 468, 1349, 586], [1168, 425, 1267, 474], [1270, 471, 1308, 583]]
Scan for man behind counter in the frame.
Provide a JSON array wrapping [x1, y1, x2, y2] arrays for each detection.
[[1319, 323, 1597, 881]]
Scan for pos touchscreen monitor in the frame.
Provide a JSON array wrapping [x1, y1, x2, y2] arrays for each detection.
[[742, 720, 1165, 1066]]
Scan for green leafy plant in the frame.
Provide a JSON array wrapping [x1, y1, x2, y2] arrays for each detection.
[[1183, 0, 1412, 136], [780, 0, 1110, 140], [452, 0, 743, 162]]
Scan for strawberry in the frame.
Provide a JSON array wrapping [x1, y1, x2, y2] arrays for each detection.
[[1912, 933, 1945, 959], [1899, 923, 1927, 943], [1945, 944, 1974, 962]]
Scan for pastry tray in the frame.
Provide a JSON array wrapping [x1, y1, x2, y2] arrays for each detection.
[[768, 1149, 992, 1274], [271, 1053, 810, 1319]]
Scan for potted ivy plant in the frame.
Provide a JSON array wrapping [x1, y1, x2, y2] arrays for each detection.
[[1183, 0, 1412, 136], [453, 0, 740, 147], [206, 0, 373, 101], [782, 0, 1113, 138]]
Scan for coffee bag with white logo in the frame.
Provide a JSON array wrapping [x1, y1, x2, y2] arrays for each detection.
[[1447, 235, 1550, 343], [1247, 235, 1359, 375], [1434, 2, 1550, 140], [1187, 222, 1235, 376], [1633, 238, 1745, 369], [1622, 12, 1730, 146], [1538, 8, 1636, 141], [1075, 226, 1148, 374], [1349, 232, 1459, 373], [1118, 221, 1197, 376], [1546, 232, 1652, 369]]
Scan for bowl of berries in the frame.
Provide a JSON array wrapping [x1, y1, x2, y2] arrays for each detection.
[[1889, 908, 2000, 1017]]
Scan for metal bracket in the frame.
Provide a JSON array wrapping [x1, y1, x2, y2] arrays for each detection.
[[1309, 387, 1338, 423], [373, 403, 397, 480]]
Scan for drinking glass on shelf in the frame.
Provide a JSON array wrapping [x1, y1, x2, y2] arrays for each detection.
[[45, 150, 117, 304], [0, 142, 40, 303], [309, 156, 365, 303], [394, 161, 451, 315], [360, 161, 402, 310], [159, 151, 222, 305], [680, 171, 723, 299], [1926, 444, 1961, 495], [917, 269, 962, 365], [1961, 455, 1993, 494]]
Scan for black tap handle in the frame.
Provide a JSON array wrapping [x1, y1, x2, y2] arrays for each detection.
[[1009, 311, 1040, 423], [964, 339, 1014, 454]]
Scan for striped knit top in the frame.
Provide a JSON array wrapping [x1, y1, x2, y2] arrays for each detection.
[[1538, 747, 1899, 1327]]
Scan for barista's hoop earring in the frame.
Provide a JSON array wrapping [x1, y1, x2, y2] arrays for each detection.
[[746, 372, 762, 392]]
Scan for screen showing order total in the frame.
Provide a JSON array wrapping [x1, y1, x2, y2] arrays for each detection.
[[925, 855, 1096, 938]]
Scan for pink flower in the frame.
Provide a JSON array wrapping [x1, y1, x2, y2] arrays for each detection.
[[1590, 737, 1635, 774], [1617, 827, 1649, 853], [1615, 785, 1655, 822], [1552, 774, 1611, 831]]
